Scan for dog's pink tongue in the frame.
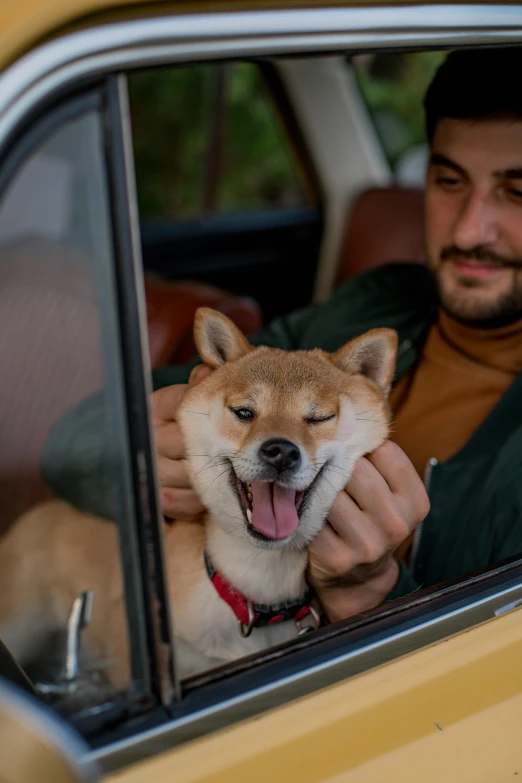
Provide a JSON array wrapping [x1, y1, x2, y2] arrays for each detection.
[[250, 481, 298, 540]]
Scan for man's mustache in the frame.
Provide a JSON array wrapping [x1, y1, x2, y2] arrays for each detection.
[[440, 245, 522, 270]]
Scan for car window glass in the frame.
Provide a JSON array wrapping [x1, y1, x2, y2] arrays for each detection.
[[351, 51, 445, 185], [128, 61, 310, 220], [0, 108, 134, 717]]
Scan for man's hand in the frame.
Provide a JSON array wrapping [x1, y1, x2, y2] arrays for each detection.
[[308, 441, 429, 623], [152, 365, 211, 520]]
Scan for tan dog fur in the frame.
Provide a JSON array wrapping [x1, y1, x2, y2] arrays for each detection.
[[0, 309, 397, 684]]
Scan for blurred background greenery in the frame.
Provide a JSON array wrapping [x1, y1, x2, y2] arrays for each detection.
[[129, 62, 307, 220], [354, 51, 445, 167], [128, 51, 445, 222]]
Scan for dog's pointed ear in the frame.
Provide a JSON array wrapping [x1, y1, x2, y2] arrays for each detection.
[[194, 307, 252, 368], [332, 328, 398, 394]]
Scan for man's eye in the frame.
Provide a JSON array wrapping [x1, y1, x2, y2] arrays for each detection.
[[305, 414, 336, 425], [230, 407, 255, 421], [436, 176, 461, 189], [507, 187, 522, 201]]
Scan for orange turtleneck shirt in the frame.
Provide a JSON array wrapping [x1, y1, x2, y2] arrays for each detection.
[[390, 311, 522, 479], [390, 311, 522, 560]]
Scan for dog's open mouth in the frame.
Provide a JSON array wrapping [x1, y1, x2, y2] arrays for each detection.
[[235, 478, 306, 542]]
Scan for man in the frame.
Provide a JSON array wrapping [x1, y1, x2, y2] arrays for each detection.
[[45, 48, 522, 623]]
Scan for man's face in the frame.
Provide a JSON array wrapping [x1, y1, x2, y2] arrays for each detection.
[[426, 118, 522, 326]]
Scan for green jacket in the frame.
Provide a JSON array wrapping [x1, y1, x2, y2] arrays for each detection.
[[43, 263, 522, 601]]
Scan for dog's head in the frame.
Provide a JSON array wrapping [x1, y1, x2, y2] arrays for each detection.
[[178, 308, 397, 550]]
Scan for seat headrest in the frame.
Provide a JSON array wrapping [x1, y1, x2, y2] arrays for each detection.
[[337, 186, 426, 284]]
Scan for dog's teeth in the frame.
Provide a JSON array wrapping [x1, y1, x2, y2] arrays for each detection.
[[246, 508, 253, 524]]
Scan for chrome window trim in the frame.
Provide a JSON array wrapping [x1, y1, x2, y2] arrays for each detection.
[[2, 5, 522, 150], [2, 0, 522, 766], [91, 576, 522, 772]]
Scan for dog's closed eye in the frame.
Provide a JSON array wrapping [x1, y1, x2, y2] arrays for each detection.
[[304, 413, 336, 425]]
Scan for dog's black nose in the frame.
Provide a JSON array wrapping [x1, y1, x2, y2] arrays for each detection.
[[259, 438, 301, 472]]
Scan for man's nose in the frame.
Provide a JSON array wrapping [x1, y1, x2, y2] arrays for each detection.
[[259, 438, 301, 473], [453, 191, 500, 250]]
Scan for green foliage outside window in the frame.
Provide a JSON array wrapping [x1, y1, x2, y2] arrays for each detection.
[[353, 51, 446, 168], [128, 63, 306, 221], [128, 53, 446, 221], [129, 65, 213, 220]]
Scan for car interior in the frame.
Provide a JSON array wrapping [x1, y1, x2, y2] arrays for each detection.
[[133, 54, 429, 368], [1, 52, 424, 526], [0, 44, 464, 738]]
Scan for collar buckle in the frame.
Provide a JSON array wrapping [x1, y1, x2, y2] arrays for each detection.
[[238, 600, 256, 637], [295, 604, 321, 635]]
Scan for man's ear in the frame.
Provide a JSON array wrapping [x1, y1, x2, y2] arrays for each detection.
[[332, 328, 398, 394], [194, 308, 252, 369]]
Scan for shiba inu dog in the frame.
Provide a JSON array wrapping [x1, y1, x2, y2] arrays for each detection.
[[0, 309, 397, 685]]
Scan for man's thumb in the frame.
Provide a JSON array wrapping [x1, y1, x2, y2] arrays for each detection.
[[189, 364, 212, 386]]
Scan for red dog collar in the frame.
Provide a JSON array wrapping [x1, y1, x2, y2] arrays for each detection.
[[204, 550, 320, 637]]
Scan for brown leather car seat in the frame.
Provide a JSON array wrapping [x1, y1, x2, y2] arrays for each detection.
[[336, 186, 426, 283], [0, 238, 262, 534], [145, 277, 262, 366]]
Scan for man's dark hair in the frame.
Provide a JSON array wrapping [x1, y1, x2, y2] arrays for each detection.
[[424, 47, 522, 142]]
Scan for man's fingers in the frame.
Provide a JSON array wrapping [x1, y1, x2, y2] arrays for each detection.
[[309, 521, 342, 560], [160, 487, 205, 520], [347, 443, 429, 538], [368, 441, 431, 523], [367, 440, 426, 498], [150, 375, 215, 518], [327, 489, 390, 567], [325, 489, 366, 546], [156, 456, 192, 489], [309, 520, 357, 580], [189, 364, 212, 385], [151, 384, 188, 424], [344, 456, 393, 517], [308, 442, 428, 603], [151, 368, 212, 425], [154, 421, 186, 460]]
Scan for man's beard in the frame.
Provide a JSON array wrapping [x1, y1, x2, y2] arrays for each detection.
[[434, 245, 522, 328]]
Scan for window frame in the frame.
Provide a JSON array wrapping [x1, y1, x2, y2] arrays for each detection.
[[2, 4, 522, 771], [103, 73, 177, 708], [0, 83, 175, 720]]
